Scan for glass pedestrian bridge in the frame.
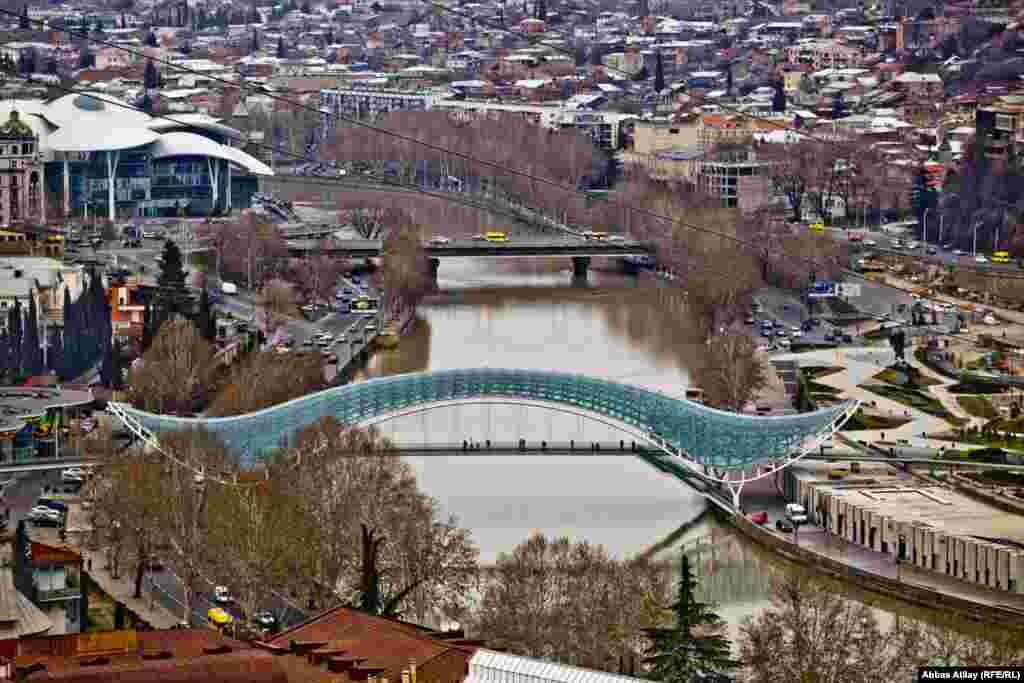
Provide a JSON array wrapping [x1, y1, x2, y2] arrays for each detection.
[[111, 368, 857, 476]]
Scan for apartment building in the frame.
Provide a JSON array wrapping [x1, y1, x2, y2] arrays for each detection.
[[976, 95, 1024, 159], [785, 39, 862, 70], [318, 88, 435, 138]]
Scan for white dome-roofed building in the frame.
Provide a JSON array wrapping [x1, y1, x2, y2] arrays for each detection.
[[0, 92, 273, 222]]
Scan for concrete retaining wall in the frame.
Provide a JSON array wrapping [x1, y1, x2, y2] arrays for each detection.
[[719, 510, 1024, 630]]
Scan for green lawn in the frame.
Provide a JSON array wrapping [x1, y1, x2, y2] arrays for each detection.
[[859, 384, 963, 424], [956, 396, 999, 420], [948, 380, 1009, 395], [841, 411, 912, 431], [871, 368, 942, 387], [803, 366, 843, 379]]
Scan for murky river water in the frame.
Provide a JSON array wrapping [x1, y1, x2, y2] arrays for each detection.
[[352, 256, 954, 640]]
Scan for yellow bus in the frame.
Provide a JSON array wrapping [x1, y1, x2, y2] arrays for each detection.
[[993, 251, 1010, 264], [485, 231, 508, 242]]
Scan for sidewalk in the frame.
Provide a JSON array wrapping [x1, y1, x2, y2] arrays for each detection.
[[71, 535, 183, 629], [781, 525, 1024, 612], [774, 347, 979, 451]]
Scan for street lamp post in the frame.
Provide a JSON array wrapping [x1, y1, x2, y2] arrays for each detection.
[[923, 208, 931, 245], [938, 214, 945, 245]]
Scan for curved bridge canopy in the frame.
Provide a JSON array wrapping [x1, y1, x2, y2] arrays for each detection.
[[113, 368, 855, 470]]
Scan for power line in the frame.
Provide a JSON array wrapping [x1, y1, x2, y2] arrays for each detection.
[[3, 10, 1005, 347]]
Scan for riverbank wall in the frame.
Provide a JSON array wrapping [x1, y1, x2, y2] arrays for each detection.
[[716, 507, 1024, 631]]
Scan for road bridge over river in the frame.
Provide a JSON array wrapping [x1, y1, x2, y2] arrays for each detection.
[[286, 239, 657, 278]]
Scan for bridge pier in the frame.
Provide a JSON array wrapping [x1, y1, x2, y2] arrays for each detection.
[[572, 256, 590, 280]]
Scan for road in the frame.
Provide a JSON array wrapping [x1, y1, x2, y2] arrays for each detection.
[[828, 224, 1023, 273], [145, 560, 307, 631], [94, 239, 384, 355]]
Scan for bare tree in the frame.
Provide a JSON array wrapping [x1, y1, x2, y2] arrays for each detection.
[[739, 572, 1024, 681], [470, 533, 671, 671], [256, 278, 297, 334], [272, 418, 479, 622], [693, 333, 768, 412], [127, 318, 215, 415], [206, 351, 325, 416]]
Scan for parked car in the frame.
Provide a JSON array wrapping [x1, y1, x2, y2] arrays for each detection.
[[28, 506, 61, 525], [253, 609, 278, 631], [36, 499, 67, 514], [213, 586, 234, 605], [429, 236, 451, 245]]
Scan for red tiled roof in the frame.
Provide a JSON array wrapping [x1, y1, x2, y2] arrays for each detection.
[[23, 650, 288, 683], [29, 542, 80, 566], [268, 607, 477, 680]]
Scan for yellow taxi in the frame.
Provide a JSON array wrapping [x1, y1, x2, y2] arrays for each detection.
[[485, 231, 509, 242]]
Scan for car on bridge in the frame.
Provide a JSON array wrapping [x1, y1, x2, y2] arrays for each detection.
[[428, 236, 451, 245], [484, 231, 509, 242]]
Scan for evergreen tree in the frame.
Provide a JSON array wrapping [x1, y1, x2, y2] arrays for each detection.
[[252, 28, 260, 52], [20, 6, 30, 30], [77, 48, 95, 70], [831, 93, 848, 119], [61, 288, 77, 378], [109, 340, 125, 389], [534, 0, 546, 21], [772, 80, 786, 112], [144, 60, 158, 89], [9, 300, 23, 377], [653, 51, 665, 93], [45, 327, 63, 377], [155, 240, 191, 319], [726, 63, 733, 94], [197, 289, 217, 342], [277, 35, 287, 58], [22, 292, 41, 377], [145, 31, 158, 47], [141, 300, 154, 352], [910, 165, 937, 223], [643, 553, 735, 682]]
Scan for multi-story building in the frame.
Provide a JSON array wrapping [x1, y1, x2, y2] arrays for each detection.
[[976, 95, 1024, 159], [786, 39, 862, 70], [698, 151, 771, 211], [0, 95, 270, 221], [318, 88, 436, 139], [631, 115, 702, 155], [892, 72, 943, 99], [0, 111, 44, 228]]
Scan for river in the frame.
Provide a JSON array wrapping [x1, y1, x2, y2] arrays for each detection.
[[352, 256, 917, 641]]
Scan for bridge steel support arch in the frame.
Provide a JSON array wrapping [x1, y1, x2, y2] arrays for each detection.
[[109, 369, 858, 493]]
